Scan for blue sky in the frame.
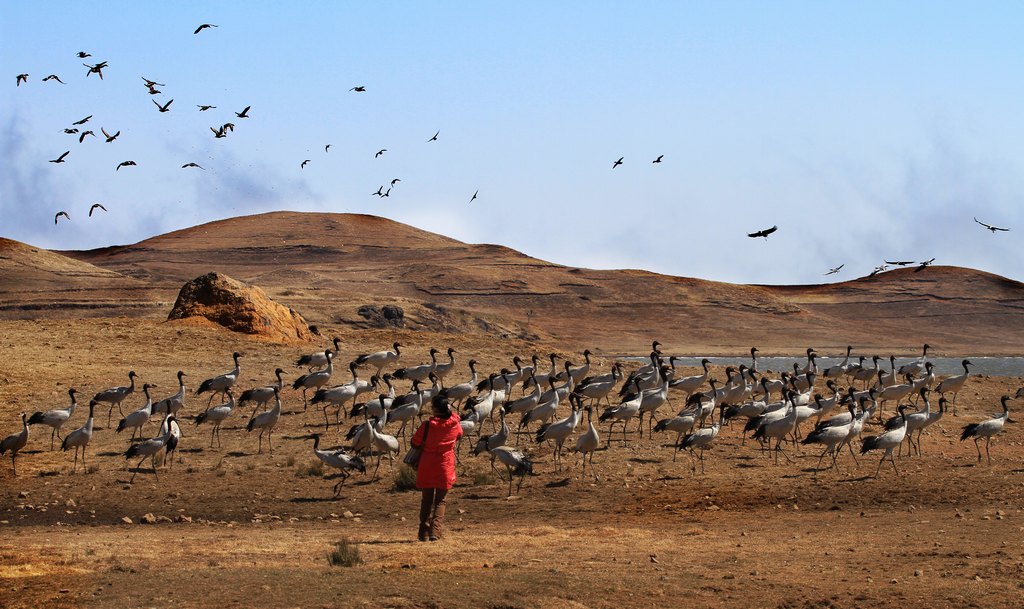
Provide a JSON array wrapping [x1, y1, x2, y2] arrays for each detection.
[[2, 2, 1021, 284]]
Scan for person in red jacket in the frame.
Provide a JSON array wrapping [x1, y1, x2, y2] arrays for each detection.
[[411, 395, 463, 541]]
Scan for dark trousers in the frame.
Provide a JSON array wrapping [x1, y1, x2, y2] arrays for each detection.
[[418, 488, 448, 540]]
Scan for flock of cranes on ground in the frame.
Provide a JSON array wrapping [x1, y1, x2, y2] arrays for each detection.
[[1, 340, 1019, 497]]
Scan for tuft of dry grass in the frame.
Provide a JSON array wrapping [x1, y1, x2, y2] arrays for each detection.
[[327, 538, 363, 567], [393, 465, 417, 491], [295, 460, 323, 477]]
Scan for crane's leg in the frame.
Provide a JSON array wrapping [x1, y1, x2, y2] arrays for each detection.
[[975, 438, 983, 462], [268, 430, 273, 454], [875, 453, 884, 477], [815, 448, 828, 474], [590, 452, 599, 482], [50, 429, 56, 451], [507, 464, 513, 497], [985, 437, 992, 465], [889, 449, 899, 476], [322, 407, 331, 432]]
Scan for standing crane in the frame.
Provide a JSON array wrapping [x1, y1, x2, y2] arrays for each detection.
[[28, 388, 78, 449]]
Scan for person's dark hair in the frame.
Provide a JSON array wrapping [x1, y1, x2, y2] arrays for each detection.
[[431, 395, 453, 419]]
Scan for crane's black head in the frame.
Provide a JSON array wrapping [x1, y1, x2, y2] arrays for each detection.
[[233, 352, 242, 359]]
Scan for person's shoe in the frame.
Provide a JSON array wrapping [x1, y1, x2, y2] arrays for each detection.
[[418, 524, 429, 542]]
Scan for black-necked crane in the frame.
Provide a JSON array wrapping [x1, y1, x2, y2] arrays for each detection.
[[883, 388, 933, 456], [194, 390, 235, 448], [751, 390, 800, 464], [571, 403, 601, 480], [385, 381, 425, 446], [430, 347, 458, 387], [473, 408, 509, 455], [620, 343, 663, 395], [852, 355, 881, 388], [935, 359, 972, 415], [239, 368, 286, 415], [293, 351, 334, 410], [61, 400, 96, 472], [1, 413, 29, 475], [861, 405, 909, 476], [296, 337, 342, 369], [307, 433, 365, 496], [196, 352, 241, 407], [392, 347, 440, 383], [503, 371, 543, 421], [535, 393, 583, 472], [351, 375, 395, 419], [960, 396, 1010, 464], [823, 346, 854, 379], [439, 359, 478, 406], [679, 404, 723, 474], [638, 365, 672, 437], [354, 341, 401, 377], [489, 445, 533, 497], [556, 349, 593, 384], [669, 358, 711, 399], [655, 397, 700, 461], [798, 348, 817, 376], [518, 377, 561, 437], [94, 370, 138, 427], [463, 374, 497, 433], [524, 353, 560, 392], [156, 413, 180, 470], [152, 371, 187, 417], [116, 383, 156, 440], [28, 388, 78, 449], [310, 361, 376, 429], [599, 377, 644, 446], [911, 396, 946, 455], [802, 401, 858, 474], [573, 362, 622, 408], [124, 415, 176, 483], [246, 387, 282, 454], [875, 370, 915, 420], [897, 344, 930, 377]]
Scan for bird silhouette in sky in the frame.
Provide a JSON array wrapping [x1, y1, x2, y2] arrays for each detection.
[[101, 128, 120, 143], [153, 99, 173, 112], [974, 217, 1009, 233], [235, 106, 250, 118], [72, 115, 92, 126], [42, 74, 65, 84], [54, 211, 70, 224], [141, 77, 164, 88], [428, 130, 439, 142], [83, 61, 107, 79], [325, 144, 331, 153], [194, 23, 218, 34], [349, 86, 366, 92], [915, 258, 935, 272], [869, 265, 888, 277], [612, 157, 623, 168], [182, 162, 204, 169], [884, 259, 913, 266], [469, 190, 478, 204], [64, 128, 79, 135], [391, 178, 400, 186], [301, 159, 311, 168], [116, 160, 137, 171], [653, 155, 663, 163], [89, 203, 107, 216], [824, 264, 844, 276], [16, 73, 28, 86], [197, 104, 216, 111], [375, 149, 386, 158], [747, 225, 778, 240], [76, 51, 91, 58], [49, 151, 70, 163], [373, 186, 384, 197], [78, 130, 95, 143]]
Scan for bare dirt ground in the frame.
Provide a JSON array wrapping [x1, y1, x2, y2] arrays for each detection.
[[2, 318, 1023, 609]]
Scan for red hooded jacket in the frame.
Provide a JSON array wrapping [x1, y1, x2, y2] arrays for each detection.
[[411, 413, 463, 489]]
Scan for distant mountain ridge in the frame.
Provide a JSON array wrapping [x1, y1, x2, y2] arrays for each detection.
[[1, 211, 1022, 354]]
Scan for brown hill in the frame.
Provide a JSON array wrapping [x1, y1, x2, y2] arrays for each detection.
[[0, 211, 1017, 354], [0, 237, 159, 318]]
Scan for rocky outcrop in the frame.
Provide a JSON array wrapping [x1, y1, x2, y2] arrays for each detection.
[[167, 272, 313, 343], [356, 304, 405, 328]]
